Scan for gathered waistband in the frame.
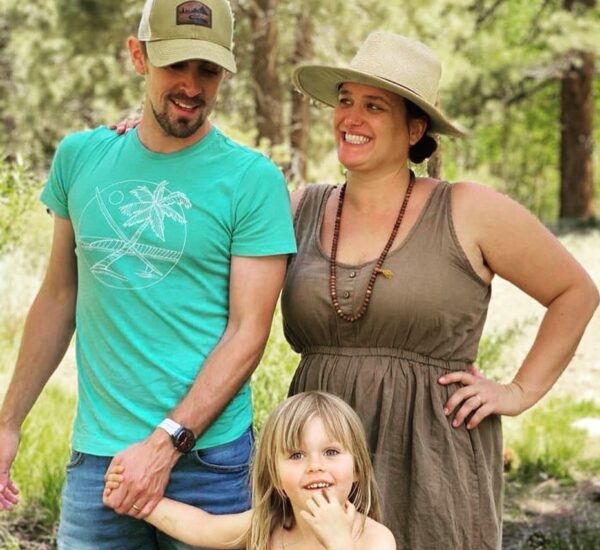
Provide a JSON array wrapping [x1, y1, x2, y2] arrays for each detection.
[[300, 346, 472, 372]]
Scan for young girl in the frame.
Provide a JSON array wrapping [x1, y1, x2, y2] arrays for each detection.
[[104, 391, 395, 549]]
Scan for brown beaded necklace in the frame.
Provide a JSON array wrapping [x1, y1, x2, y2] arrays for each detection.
[[329, 170, 416, 323]]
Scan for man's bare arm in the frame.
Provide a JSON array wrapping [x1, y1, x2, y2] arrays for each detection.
[[0, 216, 77, 509], [104, 254, 288, 517]]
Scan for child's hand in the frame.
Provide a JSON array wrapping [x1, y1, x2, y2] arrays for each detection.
[[299, 491, 357, 549], [103, 464, 125, 499]]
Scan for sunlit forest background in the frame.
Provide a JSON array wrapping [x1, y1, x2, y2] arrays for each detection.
[[1, 0, 600, 548]]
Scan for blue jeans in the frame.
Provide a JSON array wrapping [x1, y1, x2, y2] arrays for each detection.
[[57, 427, 253, 550]]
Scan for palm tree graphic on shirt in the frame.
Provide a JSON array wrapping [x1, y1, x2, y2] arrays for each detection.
[[86, 180, 191, 281]]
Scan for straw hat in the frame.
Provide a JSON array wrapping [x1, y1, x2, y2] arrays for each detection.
[[293, 31, 465, 137]]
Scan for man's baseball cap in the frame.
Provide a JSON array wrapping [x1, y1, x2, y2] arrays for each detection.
[[138, 0, 237, 73]]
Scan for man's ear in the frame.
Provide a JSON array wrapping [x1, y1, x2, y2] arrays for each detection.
[[127, 36, 147, 76]]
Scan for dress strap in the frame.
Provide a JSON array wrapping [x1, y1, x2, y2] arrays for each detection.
[[293, 184, 335, 250]]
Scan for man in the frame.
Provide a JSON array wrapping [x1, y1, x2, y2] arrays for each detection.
[[0, 0, 296, 548]]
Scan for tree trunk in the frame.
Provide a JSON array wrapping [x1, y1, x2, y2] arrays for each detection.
[[560, 0, 595, 219], [288, 11, 313, 184], [249, 0, 283, 148]]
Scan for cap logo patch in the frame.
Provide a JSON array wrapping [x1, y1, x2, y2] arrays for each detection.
[[176, 1, 212, 27]]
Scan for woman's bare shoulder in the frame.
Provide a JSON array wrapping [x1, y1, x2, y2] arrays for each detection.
[[450, 180, 518, 210]]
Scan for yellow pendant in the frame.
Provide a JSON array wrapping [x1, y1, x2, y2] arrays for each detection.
[[376, 267, 393, 279]]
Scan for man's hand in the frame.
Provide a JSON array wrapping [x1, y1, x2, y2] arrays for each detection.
[[0, 426, 20, 510], [102, 430, 179, 518], [299, 491, 357, 550]]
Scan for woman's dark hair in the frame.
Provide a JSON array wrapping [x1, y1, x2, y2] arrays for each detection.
[[405, 100, 438, 164]]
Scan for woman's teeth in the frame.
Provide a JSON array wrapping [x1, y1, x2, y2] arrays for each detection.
[[344, 133, 371, 144]]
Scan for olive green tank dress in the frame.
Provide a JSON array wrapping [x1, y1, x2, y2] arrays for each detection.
[[282, 182, 503, 549]]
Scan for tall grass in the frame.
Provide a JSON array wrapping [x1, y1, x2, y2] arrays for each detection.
[[0, 383, 73, 548], [11, 386, 75, 526], [504, 398, 600, 482]]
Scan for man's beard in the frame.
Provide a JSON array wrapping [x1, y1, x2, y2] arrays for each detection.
[[152, 96, 208, 138]]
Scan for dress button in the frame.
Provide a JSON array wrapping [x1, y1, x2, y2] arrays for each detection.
[[343, 291, 351, 299], [349, 271, 357, 278]]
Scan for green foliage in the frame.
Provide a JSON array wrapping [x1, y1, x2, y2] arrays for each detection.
[[11, 384, 75, 528], [1, 0, 141, 165], [1, 0, 599, 219], [0, 155, 40, 254], [504, 397, 600, 482], [250, 307, 298, 432]]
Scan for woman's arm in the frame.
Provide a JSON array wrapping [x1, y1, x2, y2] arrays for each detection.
[[441, 183, 599, 427]]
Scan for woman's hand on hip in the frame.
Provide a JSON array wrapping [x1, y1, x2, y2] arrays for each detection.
[[438, 365, 527, 429]]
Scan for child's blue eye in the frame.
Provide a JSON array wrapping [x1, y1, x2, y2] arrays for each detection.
[[325, 448, 340, 456], [289, 451, 303, 460]]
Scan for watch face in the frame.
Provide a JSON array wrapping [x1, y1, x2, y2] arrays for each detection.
[[174, 428, 195, 453]]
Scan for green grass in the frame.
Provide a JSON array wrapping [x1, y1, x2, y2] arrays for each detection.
[[9, 384, 75, 528], [504, 397, 600, 482], [0, 382, 73, 548]]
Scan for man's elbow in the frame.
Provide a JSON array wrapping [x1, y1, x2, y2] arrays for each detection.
[[573, 271, 599, 319], [226, 320, 272, 364]]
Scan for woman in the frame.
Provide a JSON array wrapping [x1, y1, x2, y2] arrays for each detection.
[[281, 31, 598, 549]]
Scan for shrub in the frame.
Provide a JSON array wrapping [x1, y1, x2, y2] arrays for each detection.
[[0, 155, 40, 255]]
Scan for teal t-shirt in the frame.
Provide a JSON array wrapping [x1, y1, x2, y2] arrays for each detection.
[[41, 126, 296, 456]]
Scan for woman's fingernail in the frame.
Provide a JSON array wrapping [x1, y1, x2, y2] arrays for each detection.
[[439, 376, 446, 383], [444, 408, 449, 415], [452, 420, 459, 427]]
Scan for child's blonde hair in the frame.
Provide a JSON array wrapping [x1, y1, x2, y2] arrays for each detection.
[[248, 391, 381, 550]]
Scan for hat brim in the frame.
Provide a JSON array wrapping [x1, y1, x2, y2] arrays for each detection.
[[146, 39, 237, 74], [293, 65, 466, 138]]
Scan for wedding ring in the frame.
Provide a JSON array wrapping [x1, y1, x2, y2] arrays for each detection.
[[475, 394, 483, 406], [132, 504, 141, 512]]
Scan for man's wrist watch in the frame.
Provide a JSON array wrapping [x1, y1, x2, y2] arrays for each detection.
[[158, 418, 196, 454]]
